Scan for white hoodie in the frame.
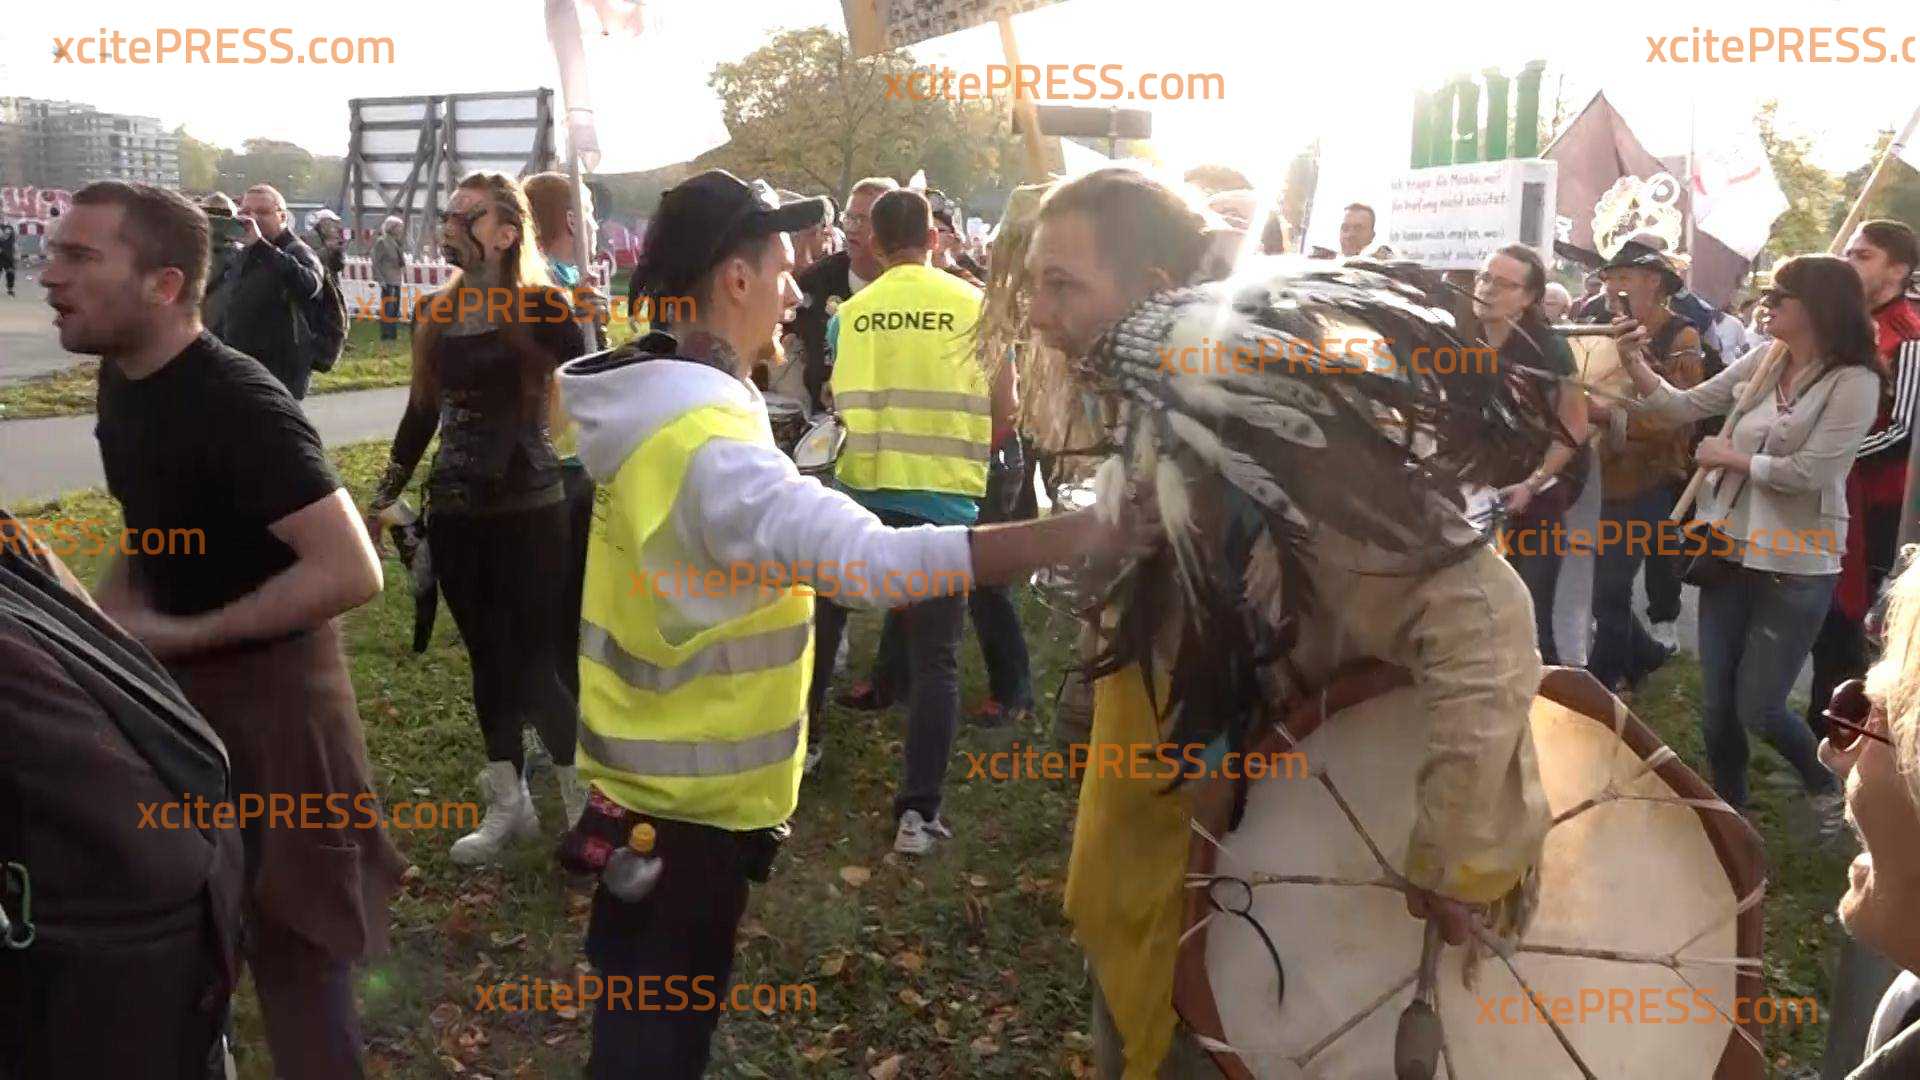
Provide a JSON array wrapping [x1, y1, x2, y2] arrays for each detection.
[[557, 351, 975, 641]]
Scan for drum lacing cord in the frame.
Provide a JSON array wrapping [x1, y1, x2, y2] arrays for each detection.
[[1191, 874, 1285, 1015]]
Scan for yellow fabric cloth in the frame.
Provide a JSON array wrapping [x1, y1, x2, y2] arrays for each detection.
[[1064, 665, 1194, 1080]]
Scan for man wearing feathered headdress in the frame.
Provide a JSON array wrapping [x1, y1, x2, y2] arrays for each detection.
[[1015, 167, 1553, 1077]]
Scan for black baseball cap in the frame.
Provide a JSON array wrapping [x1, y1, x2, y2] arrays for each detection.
[[641, 170, 831, 292]]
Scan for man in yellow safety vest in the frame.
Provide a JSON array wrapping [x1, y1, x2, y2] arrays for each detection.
[[555, 169, 1156, 1077], [810, 187, 1011, 856]]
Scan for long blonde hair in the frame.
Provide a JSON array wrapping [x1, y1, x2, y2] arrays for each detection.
[[409, 172, 563, 420], [1866, 545, 1920, 809]]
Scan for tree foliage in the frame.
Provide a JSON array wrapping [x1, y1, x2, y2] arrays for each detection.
[[1755, 101, 1841, 258], [1834, 129, 1920, 239], [172, 132, 344, 204], [174, 127, 221, 192], [706, 27, 1022, 205]]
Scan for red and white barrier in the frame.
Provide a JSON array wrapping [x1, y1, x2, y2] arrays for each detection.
[[339, 256, 608, 322]]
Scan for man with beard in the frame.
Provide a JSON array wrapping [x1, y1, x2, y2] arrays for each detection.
[[1024, 167, 1546, 1077], [42, 181, 405, 1080]]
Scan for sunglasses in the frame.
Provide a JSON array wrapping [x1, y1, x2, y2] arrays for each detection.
[[1474, 270, 1525, 292], [1759, 287, 1798, 307], [438, 207, 486, 228], [1824, 678, 1895, 751]]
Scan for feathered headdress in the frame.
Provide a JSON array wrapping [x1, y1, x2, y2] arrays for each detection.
[[1076, 257, 1565, 776]]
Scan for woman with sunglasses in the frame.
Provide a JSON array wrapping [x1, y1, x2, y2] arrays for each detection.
[[1819, 554, 1920, 1078], [363, 173, 591, 864], [1617, 253, 1881, 814], [1476, 244, 1592, 666]]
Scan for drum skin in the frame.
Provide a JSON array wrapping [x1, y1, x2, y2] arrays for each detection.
[[1176, 666, 1766, 1079]]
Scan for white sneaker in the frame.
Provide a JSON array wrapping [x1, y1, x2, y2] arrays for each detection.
[[1650, 621, 1679, 650], [894, 810, 945, 856], [450, 761, 541, 866], [803, 743, 824, 776], [523, 728, 552, 773], [554, 764, 588, 828], [1812, 791, 1849, 840]]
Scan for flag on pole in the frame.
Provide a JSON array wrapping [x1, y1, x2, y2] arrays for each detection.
[[1691, 126, 1788, 262], [544, 0, 601, 172], [1058, 136, 1111, 176]]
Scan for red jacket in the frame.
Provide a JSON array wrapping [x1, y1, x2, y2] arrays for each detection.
[[1837, 297, 1920, 619]]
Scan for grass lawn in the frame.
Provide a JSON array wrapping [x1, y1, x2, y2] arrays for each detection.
[[1, 270, 635, 420], [22, 444, 1851, 1078]]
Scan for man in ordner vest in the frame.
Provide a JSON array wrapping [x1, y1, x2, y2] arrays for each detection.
[[813, 187, 1008, 856], [555, 169, 1156, 1077]]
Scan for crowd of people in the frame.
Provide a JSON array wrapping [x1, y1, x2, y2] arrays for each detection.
[[3, 153, 1920, 1080]]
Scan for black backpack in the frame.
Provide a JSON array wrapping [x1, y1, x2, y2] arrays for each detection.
[[296, 269, 350, 374]]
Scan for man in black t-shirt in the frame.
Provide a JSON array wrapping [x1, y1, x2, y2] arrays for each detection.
[[43, 180, 407, 1080]]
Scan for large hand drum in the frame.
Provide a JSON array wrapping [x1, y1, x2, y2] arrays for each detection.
[[1175, 667, 1766, 1079], [1570, 334, 1632, 411]]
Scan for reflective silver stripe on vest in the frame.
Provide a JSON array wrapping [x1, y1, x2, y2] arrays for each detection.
[[841, 430, 991, 460], [833, 388, 991, 415], [579, 618, 811, 695], [578, 715, 803, 778]]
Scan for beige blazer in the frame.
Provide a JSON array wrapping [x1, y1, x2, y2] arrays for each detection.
[[1633, 344, 1879, 576]]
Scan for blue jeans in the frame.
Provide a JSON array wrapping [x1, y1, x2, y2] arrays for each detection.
[[1590, 487, 1675, 688], [378, 283, 402, 340], [1695, 568, 1839, 809], [806, 508, 969, 821]]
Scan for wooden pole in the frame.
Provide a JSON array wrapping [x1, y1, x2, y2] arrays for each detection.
[[1671, 103, 1920, 520], [996, 11, 1049, 182]]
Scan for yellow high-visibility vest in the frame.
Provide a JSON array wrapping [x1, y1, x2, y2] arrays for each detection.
[[832, 263, 991, 497], [576, 404, 814, 831]]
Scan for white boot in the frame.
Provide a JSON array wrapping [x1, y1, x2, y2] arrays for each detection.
[[555, 764, 588, 828], [450, 761, 540, 866]]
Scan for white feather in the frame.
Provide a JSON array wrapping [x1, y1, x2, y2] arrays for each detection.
[[1093, 455, 1127, 526]]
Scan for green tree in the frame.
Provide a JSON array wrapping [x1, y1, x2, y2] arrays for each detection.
[[298, 156, 346, 205], [218, 138, 315, 200], [174, 127, 222, 193], [1755, 101, 1841, 258], [706, 27, 1020, 205], [1832, 129, 1920, 239]]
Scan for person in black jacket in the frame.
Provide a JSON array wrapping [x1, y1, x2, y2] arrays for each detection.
[[210, 184, 325, 399], [0, 511, 244, 1080], [783, 176, 899, 414]]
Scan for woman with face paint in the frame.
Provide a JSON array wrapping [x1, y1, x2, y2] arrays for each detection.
[[364, 173, 591, 865]]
